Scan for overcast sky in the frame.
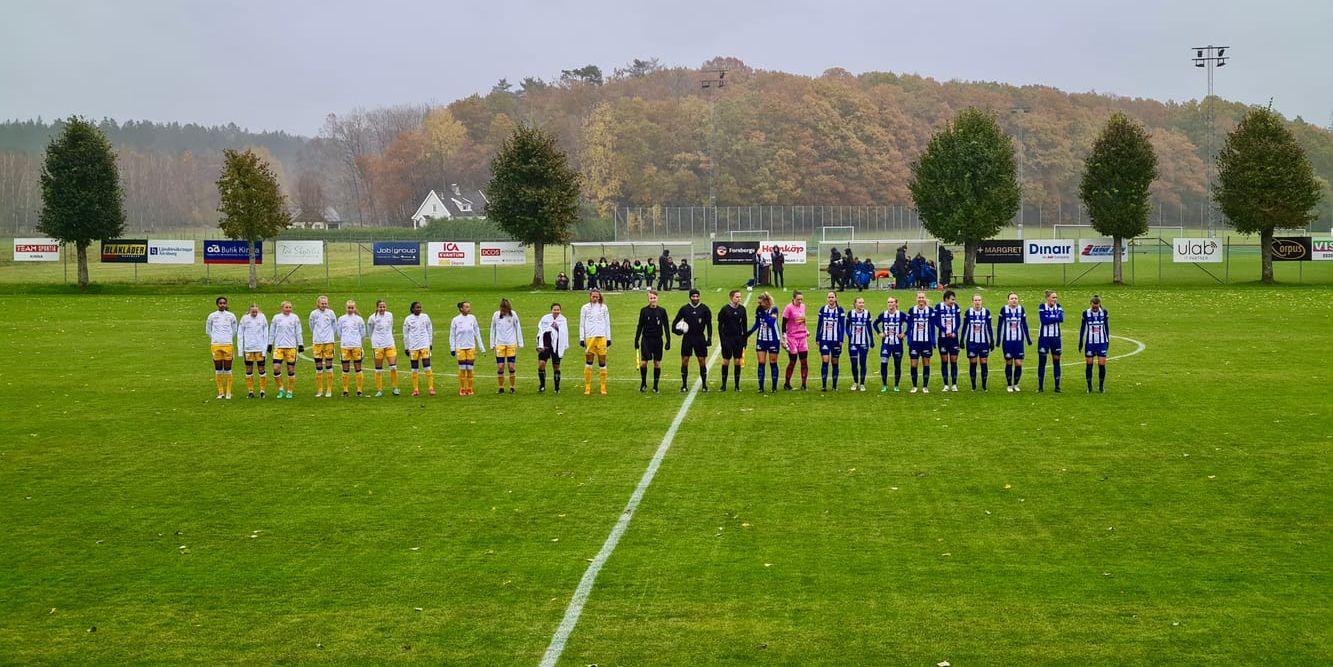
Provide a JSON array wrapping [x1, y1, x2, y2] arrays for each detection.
[[2, 0, 1330, 136]]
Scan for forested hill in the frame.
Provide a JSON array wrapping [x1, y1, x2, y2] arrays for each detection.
[[2, 57, 1330, 231], [0, 118, 307, 165]]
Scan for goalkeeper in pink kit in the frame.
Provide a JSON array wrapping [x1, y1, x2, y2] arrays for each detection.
[[781, 290, 810, 391]]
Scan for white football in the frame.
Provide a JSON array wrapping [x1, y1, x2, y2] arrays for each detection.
[[675, 320, 690, 334], [746, 285, 754, 292]]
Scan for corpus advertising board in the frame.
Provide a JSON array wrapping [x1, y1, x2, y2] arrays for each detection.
[[1173, 237, 1223, 263], [147, 240, 195, 264], [427, 241, 476, 267], [478, 241, 525, 266], [204, 240, 261, 264], [759, 240, 808, 264], [1313, 238, 1333, 261], [1024, 240, 1075, 264], [975, 240, 1024, 264], [13, 237, 60, 261], [101, 239, 148, 263], [1270, 236, 1311, 262], [372, 241, 420, 266], [1076, 238, 1127, 263], [711, 240, 759, 265], [275, 240, 324, 265]]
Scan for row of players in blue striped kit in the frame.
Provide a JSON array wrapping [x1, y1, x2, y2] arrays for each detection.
[[812, 289, 1111, 393]]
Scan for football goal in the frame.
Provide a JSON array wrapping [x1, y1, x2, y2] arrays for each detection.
[[728, 229, 770, 241], [818, 226, 856, 243]]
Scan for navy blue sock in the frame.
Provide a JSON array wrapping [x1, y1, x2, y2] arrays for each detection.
[[911, 365, 918, 387], [923, 365, 930, 388], [1005, 364, 1013, 386], [1086, 363, 1094, 390], [1037, 353, 1047, 389], [757, 363, 765, 389], [832, 362, 839, 388], [1098, 364, 1106, 391], [769, 362, 779, 390], [1053, 358, 1061, 389], [821, 361, 829, 388], [969, 362, 978, 389]]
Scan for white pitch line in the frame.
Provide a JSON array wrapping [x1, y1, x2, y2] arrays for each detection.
[[1060, 335, 1145, 366], [539, 293, 750, 667]]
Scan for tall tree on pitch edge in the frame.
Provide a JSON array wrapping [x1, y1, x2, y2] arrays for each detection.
[[38, 116, 125, 290]]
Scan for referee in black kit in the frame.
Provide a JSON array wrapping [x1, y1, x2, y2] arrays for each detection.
[[716, 289, 749, 391], [634, 290, 671, 393], [672, 288, 713, 392]]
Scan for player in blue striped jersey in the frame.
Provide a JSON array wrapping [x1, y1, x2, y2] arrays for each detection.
[[961, 294, 994, 391], [905, 291, 935, 393], [1079, 295, 1111, 393], [933, 290, 962, 392], [1036, 290, 1064, 392], [996, 292, 1032, 392], [873, 296, 907, 392], [816, 292, 845, 391], [747, 292, 782, 392], [845, 297, 874, 391]]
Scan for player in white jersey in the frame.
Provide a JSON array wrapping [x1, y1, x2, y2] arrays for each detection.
[[961, 294, 994, 391], [308, 295, 338, 397], [337, 300, 368, 397], [873, 296, 906, 392], [1079, 295, 1111, 393], [536, 303, 570, 393], [933, 290, 962, 391], [402, 301, 435, 397], [905, 291, 936, 393], [205, 296, 238, 399], [236, 303, 270, 398], [366, 300, 400, 396], [579, 289, 612, 395], [268, 300, 304, 399], [450, 300, 486, 396], [1036, 290, 1065, 393], [996, 292, 1032, 392], [845, 296, 874, 390], [490, 298, 524, 394]]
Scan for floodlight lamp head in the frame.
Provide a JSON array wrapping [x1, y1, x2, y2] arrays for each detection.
[[1217, 48, 1225, 56]]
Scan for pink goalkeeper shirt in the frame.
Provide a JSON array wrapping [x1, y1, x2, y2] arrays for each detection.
[[782, 302, 808, 341]]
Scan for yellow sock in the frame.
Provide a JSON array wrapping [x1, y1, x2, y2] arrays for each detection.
[[600, 368, 608, 392], [286, 374, 295, 392], [314, 372, 323, 394], [375, 370, 383, 391], [215, 373, 224, 394], [584, 365, 592, 386], [411, 371, 419, 392], [426, 368, 434, 390], [356, 372, 364, 392], [225, 372, 233, 394], [458, 369, 465, 391], [341, 373, 349, 392], [390, 367, 398, 388], [246, 374, 254, 393]]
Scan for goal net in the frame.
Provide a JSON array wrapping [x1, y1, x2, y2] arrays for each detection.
[[728, 229, 769, 241], [814, 239, 940, 289], [1053, 224, 1094, 239], [818, 226, 856, 243], [569, 241, 697, 290]]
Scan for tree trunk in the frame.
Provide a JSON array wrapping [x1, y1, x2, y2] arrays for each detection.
[[248, 239, 258, 290], [1112, 236, 1124, 285], [532, 241, 546, 286], [1260, 227, 1274, 284], [76, 241, 89, 290], [963, 240, 977, 286]]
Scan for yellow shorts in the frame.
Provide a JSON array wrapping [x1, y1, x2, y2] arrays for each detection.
[[341, 347, 364, 362], [494, 344, 517, 359], [312, 343, 335, 360], [585, 336, 608, 356], [373, 346, 398, 364], [455, 348, 477, 363], [273, 347, 297, 363], [244, 351, 266, 362], [210, 344, 234, 362], [409, 347, 431, 361]]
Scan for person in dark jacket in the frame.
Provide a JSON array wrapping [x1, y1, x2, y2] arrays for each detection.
[[938, 246, 954, 286], [675, 260, 693, 291], [573, 261, 586, 291], [771, 246, 786, 288]]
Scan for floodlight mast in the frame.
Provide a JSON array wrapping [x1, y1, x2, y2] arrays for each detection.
[[1192, 45, 1230, 238]]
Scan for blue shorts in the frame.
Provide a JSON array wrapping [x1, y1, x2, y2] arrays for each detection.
[[1037, 336, 1062, 355], [819, 342, 843, 357], [1002, 340, 1026, 360], [908, 341, 934, 359], [1085, 342, 1108, 358], [966, 342, 990, 359], [880, 344, 903, 361], [938, 336, 960, 355], [849, 344, 869, 356], [756, 341, 780, 354]]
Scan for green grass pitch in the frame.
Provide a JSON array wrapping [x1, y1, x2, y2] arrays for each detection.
[[0, 269, 1329, 663]]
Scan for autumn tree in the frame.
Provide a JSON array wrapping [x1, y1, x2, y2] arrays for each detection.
[[909, 107, 1020, 285], [217, 149, 290, 289], [487, 125, 580, 286], [1214, 106, 1322, 283], [38, 116, 125, 290], [1080, 112, 1158, 284]]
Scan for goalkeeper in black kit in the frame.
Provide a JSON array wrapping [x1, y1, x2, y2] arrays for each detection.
[[672, 288, 713, 392], [716, 289, 749, 391], [634, 290, 672, 393]]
